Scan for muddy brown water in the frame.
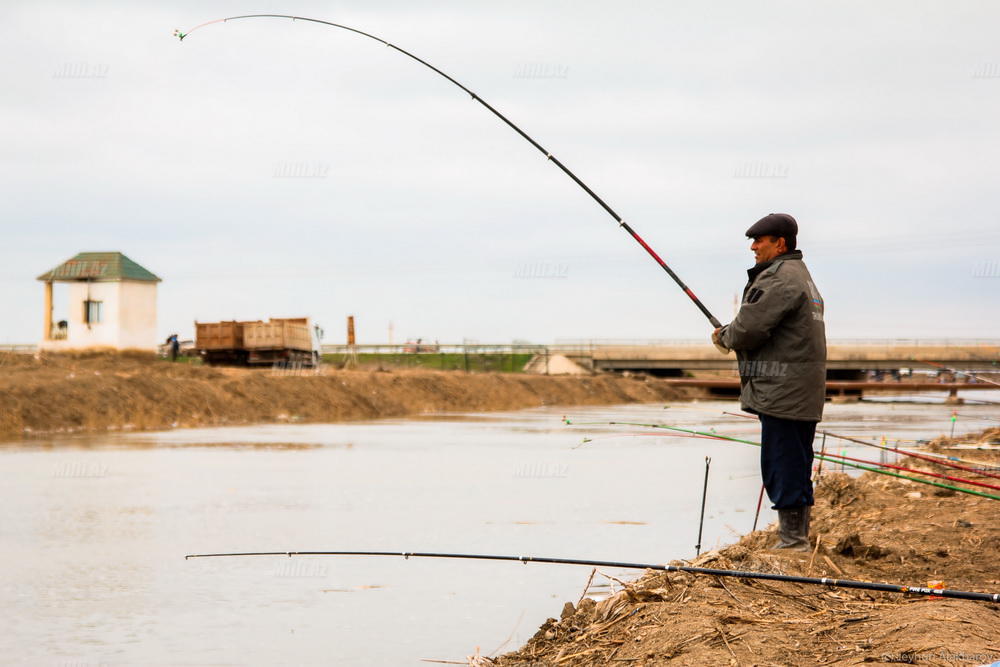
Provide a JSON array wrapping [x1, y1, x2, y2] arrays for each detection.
[[2, 394, 997, 665]]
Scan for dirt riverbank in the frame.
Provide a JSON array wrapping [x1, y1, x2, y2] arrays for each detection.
[[0, 351, 695, 439], [495, 428, 1000, 666]]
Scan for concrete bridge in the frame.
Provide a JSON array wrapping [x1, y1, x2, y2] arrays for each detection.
[[556, 339, 1000, 376], [552, 339, 1000, 401]]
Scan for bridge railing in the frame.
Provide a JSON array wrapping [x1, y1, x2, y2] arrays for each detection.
[[554, 338, 1000, 348]]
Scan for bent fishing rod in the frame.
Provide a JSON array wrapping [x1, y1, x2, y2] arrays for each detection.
[[183, 550, 1000, 603], [175, 14, 723, 329]]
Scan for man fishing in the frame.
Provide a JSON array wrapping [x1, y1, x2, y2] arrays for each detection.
[[712, 213, 826, 551]]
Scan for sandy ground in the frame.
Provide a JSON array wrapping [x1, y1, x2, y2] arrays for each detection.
[[0, 351, 694, 439], [495, 429, 1000, 666]]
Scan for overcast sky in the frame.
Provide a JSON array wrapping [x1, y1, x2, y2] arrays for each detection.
[[3, 1, 999, 345]]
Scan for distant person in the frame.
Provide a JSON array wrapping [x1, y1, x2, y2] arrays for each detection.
[[712, 213, 827, 551], [167, 334, 180, 362]]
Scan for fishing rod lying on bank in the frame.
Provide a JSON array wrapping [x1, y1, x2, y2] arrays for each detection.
[[821, 428, 1000, 478], [721, 411, 1000, 476], [175, 14, 723, 329], [564, 419, 1000, 501], [811, 448, 1000, 492], [576, 415, 1000, 489], [183, 550, 1000, 603]]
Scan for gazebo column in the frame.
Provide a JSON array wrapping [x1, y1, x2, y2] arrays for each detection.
[[43, 281, 53, 340]]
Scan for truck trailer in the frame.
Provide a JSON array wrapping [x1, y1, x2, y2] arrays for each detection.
[[195, 318, 323, 367]]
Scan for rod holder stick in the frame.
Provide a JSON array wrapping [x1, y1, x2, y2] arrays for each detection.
[[813, 432, 828, 482], [752, 483, 765, 533], [695, 456, 711, 556]]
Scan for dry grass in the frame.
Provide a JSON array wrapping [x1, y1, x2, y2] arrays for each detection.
[[493, 437, 1000, 666]]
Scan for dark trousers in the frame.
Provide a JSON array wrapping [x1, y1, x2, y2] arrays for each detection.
[[759, 414, 817, 510]]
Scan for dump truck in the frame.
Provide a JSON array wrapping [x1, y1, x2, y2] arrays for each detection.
[[195, 317, 323, 367]]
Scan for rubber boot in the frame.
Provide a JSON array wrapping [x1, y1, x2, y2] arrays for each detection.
[[772, 506, 810, 551]]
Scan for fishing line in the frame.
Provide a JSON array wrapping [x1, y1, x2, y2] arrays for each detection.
[[572, 431, 730, 450], [175, 14, 723, 327], [182, 550, 1000, 603], [955, 413, 1000, 423], [962, 397, 1000, 406], [916, 359, 1000, 388]]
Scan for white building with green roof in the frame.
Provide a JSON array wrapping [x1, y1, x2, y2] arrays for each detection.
[[37, 252, 161, 351]]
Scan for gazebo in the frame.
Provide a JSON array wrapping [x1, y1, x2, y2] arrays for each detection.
[[37, 252, 161, 351]]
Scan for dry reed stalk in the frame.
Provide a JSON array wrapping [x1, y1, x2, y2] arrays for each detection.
[[715, 576, 744, 605], [577, 567, 597, 606], [807, 533, 823, 575], [822, 555, 844, 575], [716, 626, 742, 665]]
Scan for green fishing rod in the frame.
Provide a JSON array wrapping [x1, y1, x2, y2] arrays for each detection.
[[183, 550, 1000, 603], [564, 419, 1000, 501], [818, 426, 1000, 479], [721, 411, 1000, 479]]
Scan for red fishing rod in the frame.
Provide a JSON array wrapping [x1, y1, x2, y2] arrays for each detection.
[[564, 419, 1000, 501], [175, 14, 723, 328], [822, 429, 1000, 479], [815, 449, 1000, 492], [581, 417, 1000, 491], [722, 411, 1000, 479]]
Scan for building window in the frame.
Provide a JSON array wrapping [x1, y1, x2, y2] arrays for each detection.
[[84, 300, 102, 324]]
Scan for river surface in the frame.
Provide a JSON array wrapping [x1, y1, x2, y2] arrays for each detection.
[[2, 393, 997, 665]]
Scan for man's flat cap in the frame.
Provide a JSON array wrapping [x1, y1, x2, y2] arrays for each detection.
[[745, 213, 797, 239]]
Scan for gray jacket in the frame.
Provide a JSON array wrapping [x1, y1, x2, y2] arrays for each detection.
[[720, 250, 826, 422]]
